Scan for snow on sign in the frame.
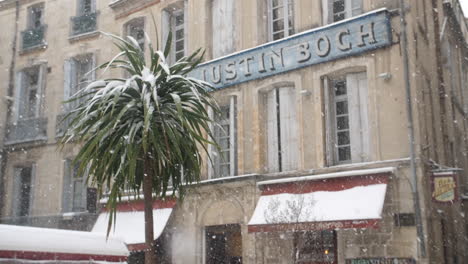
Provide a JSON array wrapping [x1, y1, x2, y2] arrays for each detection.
[[431, 171, 458, 203], [189, 8, 392, 89]]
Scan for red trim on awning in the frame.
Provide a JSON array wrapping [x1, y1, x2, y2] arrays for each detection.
[[248, 219, 380, 233], [127, 243, 147, 252], [260, 174, 389, 195], [103, 198, 176, 212], [0, 250, 127, 262]]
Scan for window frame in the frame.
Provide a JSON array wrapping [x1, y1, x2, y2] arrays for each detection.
[[208, 96, 237, 179], [323, 0, 362, 24], [14, 64, 46, 121], [294, 230, 337, 264], [64, 53, 96, 112], [27, 3, 45, 29], [324, 71, 369, 165], [12, 164, 36, 218], [76, 0, 96, 16], [62, 158, 88, 213], [124, 17, 146, 51], [267, 0, 294, 41], [162, 2, 187, 64]]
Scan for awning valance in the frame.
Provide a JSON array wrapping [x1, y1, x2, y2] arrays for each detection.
[[0, 224, 128, 262], [248, 168, 393, 233], [92, 198, 176, 250]]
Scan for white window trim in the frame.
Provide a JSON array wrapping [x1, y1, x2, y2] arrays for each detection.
[[267, 0, 294, 41], [162, 2, 187, 64], [62, 158, 88, 213], [208, 96, 237, 179]]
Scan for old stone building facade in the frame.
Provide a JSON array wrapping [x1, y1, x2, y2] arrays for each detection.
[[0, 0, 467, 263]]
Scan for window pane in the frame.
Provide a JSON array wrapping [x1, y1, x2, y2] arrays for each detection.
[[333, 0, 345, 13], [273, 19, 284, 33], [334, 80, 346, 96], [272, 0, 280, 8], [19, 167, 32, 217], [272, 7, 284, 20], [273, 32, 284, 40], [337, 131, 350, 145], [338, 146, 351, 161], [176, 29, 184, 39], [335, 101, 348, 115], [337, 116, 349, 130]]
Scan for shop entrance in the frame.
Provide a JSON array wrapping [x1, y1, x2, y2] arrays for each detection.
[[294, 230, 337, 264], [205, 224, 242, 264]]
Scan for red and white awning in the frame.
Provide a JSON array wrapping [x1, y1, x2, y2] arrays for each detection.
[[92, 198, 176, 251], [248, 167, 394, 233], [0, 224, 128, 262]]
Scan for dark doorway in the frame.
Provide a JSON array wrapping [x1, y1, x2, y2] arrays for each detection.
[[205, 224, 242, 264]]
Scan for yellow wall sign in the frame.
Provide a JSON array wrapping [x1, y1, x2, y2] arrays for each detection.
[[432, 173, 457, 203]]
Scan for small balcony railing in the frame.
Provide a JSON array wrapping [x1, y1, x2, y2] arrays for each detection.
[[5, 117, 48, 145], [71, 12, 97, 36], [21, 25, 46, 50]]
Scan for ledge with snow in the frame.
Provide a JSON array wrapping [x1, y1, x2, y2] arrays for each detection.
[[0, 224, 128, 263], [248, 167, 394, 233]]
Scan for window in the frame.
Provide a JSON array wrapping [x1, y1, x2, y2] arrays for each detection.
[[295, 231, 337, 264], [125, 17, 145, 51], [205, 224, 242, 264], [77, 0, 95, 15], [212, 0, 235, 58], [209, 96, 237, 179], [325, 72, 369, 164], [64, 54, 95, 111], [265, 87, 298, 172], [324, 0, 362, 24], [268, 0, 294, 41], [14, 65, 45, 120], [62, 159, 87, 212], [163, 4, 186, 63], [12, 165, 35, 217], [28, 4, 44, 29]]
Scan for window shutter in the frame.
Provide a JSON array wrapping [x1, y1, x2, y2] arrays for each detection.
[[90, 53, 96, 81], [267, 89, 279, 172], [323, 77, 334, 165], [13, 72, 23, 121], [229, 96, 237, 176], [324, 0, 333, 24], [91, 0, 96, 13], [12, 168, 22, 217], [162, 10, 171, 60], [350, 0, 363, 16], [212, 0, 235, 58], [62, 159, 72, 212], [347, 72, 368, 162], [64, 59, 72, 101], [35, 65, 46, 118], [279, 87, 298, 171], [207, 107, 214, 179]]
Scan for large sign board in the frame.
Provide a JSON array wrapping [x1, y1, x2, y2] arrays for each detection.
[[189, 9, 392, 89]]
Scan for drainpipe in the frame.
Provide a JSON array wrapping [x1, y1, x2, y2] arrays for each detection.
[[0, 0, 20, 216], [399, 0, 427, 258]]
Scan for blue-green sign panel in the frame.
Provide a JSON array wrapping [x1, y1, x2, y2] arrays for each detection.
[[189, 9, 392, 89]]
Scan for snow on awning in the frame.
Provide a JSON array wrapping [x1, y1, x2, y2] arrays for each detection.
[[92, 198, 176, 251], [0, 224, 128, 262], [248, 167, 393, 233]]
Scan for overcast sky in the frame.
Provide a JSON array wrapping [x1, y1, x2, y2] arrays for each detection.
[[462, 0, 468, 17]]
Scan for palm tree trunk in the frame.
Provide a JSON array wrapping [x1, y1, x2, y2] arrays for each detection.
[[143, 157, 156, 264]]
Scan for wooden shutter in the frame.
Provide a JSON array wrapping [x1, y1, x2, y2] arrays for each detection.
[[29, 163, 36, 215], [162, 10, 171, 60], [323, 0, 333, 24], [323, 77, 334, 165], [229, 96, 237, 176], [207, 107, 214, 179], [35, 65, 46, 118], [13, 71, 24, 121], [347, 72, 368, 162], [11, 168, 22, 217], [63, 59, 72, 102], [62, 159, 72, 212], [267, 89, 279, 172], [350, 0, 363, 17], [279, 87, 298, 171], [91, 0, 96, 13], [212, 0, 235, 58]]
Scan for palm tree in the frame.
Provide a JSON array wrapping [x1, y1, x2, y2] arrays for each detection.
[[60, 32, 219, 263]]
